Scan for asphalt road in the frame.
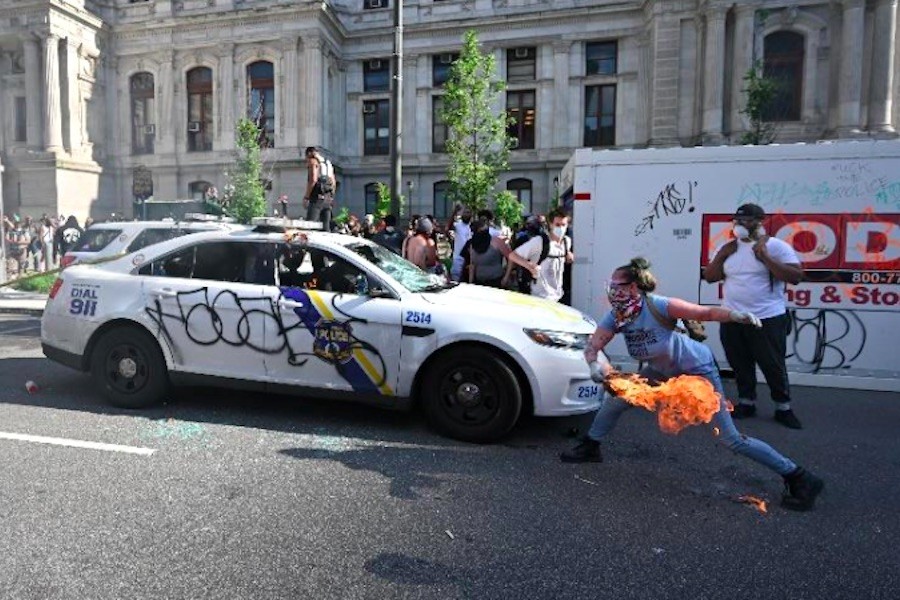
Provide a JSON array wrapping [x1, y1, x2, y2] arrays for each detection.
[[1, 314, 899, 599]]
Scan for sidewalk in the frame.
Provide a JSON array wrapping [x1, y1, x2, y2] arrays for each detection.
[[0, 289, 49, 316]]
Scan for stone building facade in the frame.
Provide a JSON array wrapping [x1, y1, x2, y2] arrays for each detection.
[[0, 0, 897, 222]]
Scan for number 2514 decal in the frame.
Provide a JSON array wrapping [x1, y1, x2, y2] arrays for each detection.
[[577, 385, 601, 399], [404, 310, 432, 325]]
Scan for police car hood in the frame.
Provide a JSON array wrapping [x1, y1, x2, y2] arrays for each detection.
[[421, 283, 595, 332]]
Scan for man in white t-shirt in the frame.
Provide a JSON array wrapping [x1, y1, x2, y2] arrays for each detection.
[[704, 203, 805, 429], [508, 208, 573, 302], [448, 205, 473, 281]]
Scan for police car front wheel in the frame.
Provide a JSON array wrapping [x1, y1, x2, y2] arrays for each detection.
[[91, 326, 169, 409], [421, 347, 523, 443]]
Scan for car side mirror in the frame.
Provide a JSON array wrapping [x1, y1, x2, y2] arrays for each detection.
[[368, 286, 394, 299]]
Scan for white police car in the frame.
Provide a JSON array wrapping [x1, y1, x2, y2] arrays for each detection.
[[41, 219, 602, 442]]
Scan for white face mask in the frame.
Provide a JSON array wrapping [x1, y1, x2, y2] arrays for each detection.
[[552, 225, 567, 238], [733, 224, 751, 240]]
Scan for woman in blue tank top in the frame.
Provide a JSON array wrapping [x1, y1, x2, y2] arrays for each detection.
[[561, 257, 824, 512]]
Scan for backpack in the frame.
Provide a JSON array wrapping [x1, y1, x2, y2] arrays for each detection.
[[314, 158, 335, 196], [643, 293, 708, 342]]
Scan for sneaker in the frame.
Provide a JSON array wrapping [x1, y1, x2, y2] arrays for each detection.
[[560, 438, 603, 463], [781, 467, 824, 511], [774, 409, 803, 430], [731, 403, 757, 419]]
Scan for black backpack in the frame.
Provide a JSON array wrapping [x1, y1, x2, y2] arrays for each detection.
[[314, 158, 335, 196]]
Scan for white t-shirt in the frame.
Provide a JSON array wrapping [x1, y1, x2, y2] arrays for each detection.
[[514, 234, 570, 302], [721, 237, 800, 319]]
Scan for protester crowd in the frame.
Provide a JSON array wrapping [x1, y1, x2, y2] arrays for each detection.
[[3, 213, 88, 279]]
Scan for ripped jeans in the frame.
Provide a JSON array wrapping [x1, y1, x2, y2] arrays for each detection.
[[587, 366, 797, 476]]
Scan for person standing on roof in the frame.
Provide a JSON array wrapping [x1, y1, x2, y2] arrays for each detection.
[[302, 146, 336, 232]]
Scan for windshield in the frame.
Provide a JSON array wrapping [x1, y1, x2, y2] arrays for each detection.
[[347, 242, 443, 293], [72, 229, 123, 253]]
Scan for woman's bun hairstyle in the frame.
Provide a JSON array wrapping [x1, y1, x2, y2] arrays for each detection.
[[615, 257, 657, 292]]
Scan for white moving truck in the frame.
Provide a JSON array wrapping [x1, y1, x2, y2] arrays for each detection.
[[562, 141, 900, 392]]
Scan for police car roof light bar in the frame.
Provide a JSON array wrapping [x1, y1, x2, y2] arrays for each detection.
[[250, 217, 325, 233]]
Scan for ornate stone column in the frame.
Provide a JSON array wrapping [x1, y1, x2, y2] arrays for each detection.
[[63, 38, 81, 153], [552, 41, 571, 148], [281, 37, 299, 149], [157, 50, 176, 154], [838, 0, 865, 134], [216, 43, 235, 151], [869, 0, 897, 134], [42, 33, 64, 151], [300, 35, 324, 148], [701, 5, 727, 143], [22, 34, 43, 149], [729, 4, 757, 139]]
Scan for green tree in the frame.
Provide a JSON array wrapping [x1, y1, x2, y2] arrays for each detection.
[[225, 118, 267, 224], [442, 30, 514, 212], [493, 190, 525, 229], [740, 61, 778, 145]]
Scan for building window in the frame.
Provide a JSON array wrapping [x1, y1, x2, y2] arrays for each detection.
[[432, 96, 449, 153], [507, 90, 535, 150], [585, 41, 617, 76], [364, 183, 379, 215], [506, 179, 533, 214], [130, 72, 155, 155], [189, 181, 213, 201], [363, 99, 390, 155], [247, 61, 275, 148], [507, 47, 536, 82], [433, 181, 451, 220], [187, 67, 213, 152], [763, 31, 804, 122], [364, 59, 390, 92], [14, 97, 26, 142], [432, 53, 458, 87], [584, 84, 616, 147], [364, 0, 388, 8]]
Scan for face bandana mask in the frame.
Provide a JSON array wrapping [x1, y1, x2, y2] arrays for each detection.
[[607, 283, 643, 331]]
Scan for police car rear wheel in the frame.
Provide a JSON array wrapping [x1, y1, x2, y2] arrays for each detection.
[[91, 327, 168, 409], [422, 347, 522, 443]]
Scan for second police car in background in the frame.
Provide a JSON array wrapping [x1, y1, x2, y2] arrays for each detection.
[[42, 218, 602, 442]]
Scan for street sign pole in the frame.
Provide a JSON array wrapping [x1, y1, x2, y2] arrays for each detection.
[[389, 0, 403, 218]]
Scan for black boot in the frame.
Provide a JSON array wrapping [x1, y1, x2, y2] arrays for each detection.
[[560, 438, 603, 463], [781, 467, 824, 511]]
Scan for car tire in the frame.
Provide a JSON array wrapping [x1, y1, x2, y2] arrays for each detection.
[[421, 347, 523, 443], [91, 326, 169, 409]]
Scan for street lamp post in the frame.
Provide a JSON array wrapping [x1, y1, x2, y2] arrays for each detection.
[[389, 0, 403, 218]]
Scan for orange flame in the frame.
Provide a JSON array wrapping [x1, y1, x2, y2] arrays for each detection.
[[605, 373, 720, 434], [737, 495, 768, 514]]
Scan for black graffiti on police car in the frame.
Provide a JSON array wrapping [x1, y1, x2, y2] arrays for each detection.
[[144, 286, 387, 385]]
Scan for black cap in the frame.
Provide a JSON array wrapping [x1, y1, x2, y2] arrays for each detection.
[[734, 203, 765, 219]]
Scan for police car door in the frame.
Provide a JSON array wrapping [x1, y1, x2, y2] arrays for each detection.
[[264, 245, 402, 399], [140, 240, 272, 380]]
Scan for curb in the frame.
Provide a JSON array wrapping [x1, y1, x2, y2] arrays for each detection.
[[0, 307, 45, 317]]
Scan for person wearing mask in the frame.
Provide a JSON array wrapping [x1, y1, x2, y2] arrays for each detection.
[[704, 203, 804, 429], [448, 204, 473, 282], [38, 216, 54, 271], [562, 257, 824, 512], [506, 208, 572, 302], [57, 216, 84, 257], [302, 146, 336, 231], [371, 214, 405, 255], [464, 218, 509, 288]]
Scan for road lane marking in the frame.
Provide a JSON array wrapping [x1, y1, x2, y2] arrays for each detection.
[[0, 431, 156, 456]]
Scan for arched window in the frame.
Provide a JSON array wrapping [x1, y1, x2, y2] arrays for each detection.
[[763, 31, 804, 122], [507, 178, 533, 214], [248, 61, 275, 148], [433, 181, 452, 219], [186, 67, 213, 152], [189, 181, 213, 201], [364, 183, 379, 215], [130, 72, 155, 155]]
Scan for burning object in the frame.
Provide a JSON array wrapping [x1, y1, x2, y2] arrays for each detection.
[[605, 373, 721, 434]]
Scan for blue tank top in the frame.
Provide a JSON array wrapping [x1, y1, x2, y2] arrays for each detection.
[[599, 294, 714, 377]]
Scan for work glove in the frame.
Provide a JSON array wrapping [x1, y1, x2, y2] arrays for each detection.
[[730, 310, 763, 328]]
